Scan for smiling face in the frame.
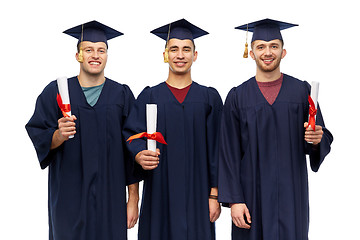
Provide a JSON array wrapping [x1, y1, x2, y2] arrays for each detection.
[[76, 41, 108, 77], [250, 39, 286, 73], [165, 38, 197, 75]]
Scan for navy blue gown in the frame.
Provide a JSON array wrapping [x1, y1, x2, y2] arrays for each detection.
[[26, 76, 137, 240], [218, 74, 333, 240], [123, 82, 223, 240]]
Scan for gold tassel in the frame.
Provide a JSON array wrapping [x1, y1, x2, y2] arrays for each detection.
[[164, 23, 171, 63], [243, 24, 249, 58], [77, 24, 84, 63], [77, 48, 84, 63], [243, 42, 248, 58], [164, 47, 169, 63]]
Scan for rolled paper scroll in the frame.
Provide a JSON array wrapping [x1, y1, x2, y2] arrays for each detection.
[[126, 104, 167, 150], [146, 104, 157, 152], [57, 76, 74, 139], [308, 81, 319, 132]]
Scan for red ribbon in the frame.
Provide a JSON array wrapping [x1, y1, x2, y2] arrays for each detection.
[[308, 95, 317, 131], [57, 93, 71, 118], [127, 132, 167, 145]]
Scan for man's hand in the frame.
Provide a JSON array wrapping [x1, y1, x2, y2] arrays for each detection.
[[135, 149, 160, 170], [209, 187, 221, 222], [127, 182, 139, 229], [51, 115, 77, 149], [304, 122, 323, 145], [231, 203, 251, 229], [127, 200, 138, 229], [209, 198, 221, 222]]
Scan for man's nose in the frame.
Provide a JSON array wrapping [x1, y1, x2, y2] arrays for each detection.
[[265, 46, 272, 55], [92, 51, 100, 58], [176, 50, 185, 58]]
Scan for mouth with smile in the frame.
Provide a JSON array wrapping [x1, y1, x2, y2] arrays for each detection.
[[174, 61, 187, 67], [89, 61, 101, 66], [262, 58, 274, 65]]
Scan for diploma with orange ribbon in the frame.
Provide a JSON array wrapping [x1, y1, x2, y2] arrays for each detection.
[[56, 76, 74, 138], [127, 104, 167, 152], [308, 81, 319, 132]]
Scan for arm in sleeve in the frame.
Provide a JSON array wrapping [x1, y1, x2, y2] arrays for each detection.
[[206, 87, 223, 188], [218, 88, 246, 205], [307, 104, 333, 172], [25, 82, 60, 169], [122, 87, 151, 180]]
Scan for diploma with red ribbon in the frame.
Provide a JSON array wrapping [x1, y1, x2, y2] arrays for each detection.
[[308, 81, 319, 132], [127, 104, 167, 152], [57, 76, 74, 138]]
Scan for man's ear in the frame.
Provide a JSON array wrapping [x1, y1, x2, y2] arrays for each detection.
[[193, 51, 198, 62], [76, 49, 84, 63], [249, 50, 256, 60]]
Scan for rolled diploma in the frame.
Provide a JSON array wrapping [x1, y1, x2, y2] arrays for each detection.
[[146, 104, 157, 152], [57, 76, 74, 139], [310, 81, 319, 110], [308, 81, 319, 141]]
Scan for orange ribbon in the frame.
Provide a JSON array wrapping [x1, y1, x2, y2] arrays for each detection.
[[308, 95, 317, 131], [57, 93, 71, 118], [127, 132, 167, 145]]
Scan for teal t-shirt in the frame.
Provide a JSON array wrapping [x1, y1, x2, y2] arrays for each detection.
[[82, 82, 105, 107]]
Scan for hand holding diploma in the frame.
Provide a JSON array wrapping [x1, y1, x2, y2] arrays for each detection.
[[57, 77, 75, 139], [304, 81, 323, 145], [304, 122, 323, 145], [127, 104, 167, 170], [135, 149, 160, 170]]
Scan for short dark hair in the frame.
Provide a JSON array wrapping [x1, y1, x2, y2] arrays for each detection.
[[251, 39, 284, 49], [165, 40, 196, 52], [77, 42, 108, 52]]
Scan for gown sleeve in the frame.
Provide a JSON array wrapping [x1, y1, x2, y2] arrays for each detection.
[[206, 87, 223, 188], [218, 88, 245, 204], [121, 84, 140, 185], [122, 87, 151, 179], [25, 82, 59, 169], [303, 81, 333, 172], [306, 104, 333, 172]]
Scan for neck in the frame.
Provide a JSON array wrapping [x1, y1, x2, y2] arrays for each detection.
[[166, 70, 192, 88], [78, 72, 105, 87], [255, 68, 282, 83]]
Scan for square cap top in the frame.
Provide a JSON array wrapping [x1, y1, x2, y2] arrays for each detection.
[[151, 18, 208, 42], [235, 18, 298, 42], [63, 20, 123, 47]]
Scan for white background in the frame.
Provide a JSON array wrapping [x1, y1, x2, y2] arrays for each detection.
[[1, 0, 358, 239]]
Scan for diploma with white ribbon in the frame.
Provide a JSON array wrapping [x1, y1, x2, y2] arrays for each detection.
[[56, 76, 74, 139]]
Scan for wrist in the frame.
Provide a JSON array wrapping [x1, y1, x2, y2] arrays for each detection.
[[209, 195, 218, 200], [127, 196, 139, 204]]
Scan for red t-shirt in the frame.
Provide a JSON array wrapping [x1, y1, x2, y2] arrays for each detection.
[[166, 82, 192, 104], [257, 74, 283, 105]]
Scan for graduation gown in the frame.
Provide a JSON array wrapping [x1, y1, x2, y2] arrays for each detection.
[[123, 82, 223, 240], [25, 76, 136, 240], [218, 74, 333, 240]]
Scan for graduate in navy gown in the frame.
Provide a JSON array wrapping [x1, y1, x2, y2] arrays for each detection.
[[123, 19, 222, 240], [25, 20, 139, 240], [218, 19, 333, 240]]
